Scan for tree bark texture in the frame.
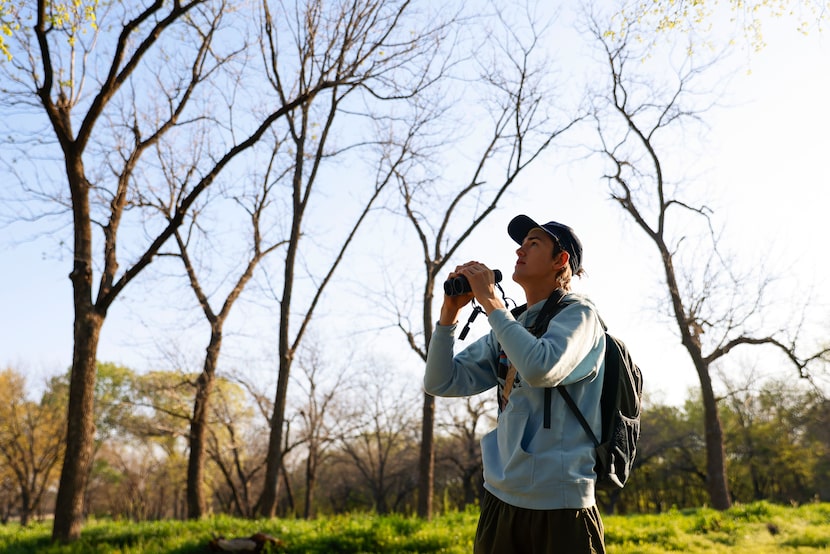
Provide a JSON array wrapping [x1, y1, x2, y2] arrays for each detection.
[[52, 295, 103, 541], [698, 368, 732, 510], [417, 280, 436, 518], [417, 393, 436, 519], [186, 332, 221, 519]]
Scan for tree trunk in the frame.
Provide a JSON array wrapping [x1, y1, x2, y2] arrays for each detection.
[[698, 369, 731, 510], [258, 354, 290, 517], [19, 489, 31, 527], [259, 214, 299, 517], [665, 245, 733, 511], [462, 467, 478, 507], [187, 331, 221, 518], [304, 445, 317, 519], [417, 278, 437, 519], [279, 456, 295, 516], [52, 309, 103, 542], [53, 163, 103, 541], [417, 394, 435, 518]]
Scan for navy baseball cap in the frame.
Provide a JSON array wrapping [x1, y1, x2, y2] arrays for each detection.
[[507, 215, 583, 274]]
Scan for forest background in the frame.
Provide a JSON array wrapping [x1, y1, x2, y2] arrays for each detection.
[[1, 0, 829, 543]]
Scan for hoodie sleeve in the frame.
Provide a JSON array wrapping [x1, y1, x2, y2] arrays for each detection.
[[423, 322, 500, 397], [487, 301, 604, 388]]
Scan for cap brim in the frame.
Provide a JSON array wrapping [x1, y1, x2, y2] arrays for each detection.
[[507, 215, 540, 244]]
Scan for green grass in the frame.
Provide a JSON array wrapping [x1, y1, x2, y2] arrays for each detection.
[[0, 502, 827, 553], [604, 502, 830, 553]]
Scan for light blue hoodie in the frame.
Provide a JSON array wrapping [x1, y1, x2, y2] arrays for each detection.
[[424, 292, 605, 510]]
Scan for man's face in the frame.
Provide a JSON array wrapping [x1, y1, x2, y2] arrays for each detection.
[[512, 228, 567, 287]]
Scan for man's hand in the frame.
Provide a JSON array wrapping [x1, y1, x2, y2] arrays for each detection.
[[438, 265, 475, 325], [453, 262, 505, 316]]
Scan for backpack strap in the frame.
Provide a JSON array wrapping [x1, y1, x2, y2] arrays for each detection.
[[531, 289, 604, 435], [544, 387, 552, 428], [528, 288, 568, 336], [523, 288, 569, 428], [502, 288, 571, 423], [556, 387, 600, 446]]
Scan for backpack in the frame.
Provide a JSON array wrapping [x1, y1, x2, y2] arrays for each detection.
[[511, 289, 643, 490]]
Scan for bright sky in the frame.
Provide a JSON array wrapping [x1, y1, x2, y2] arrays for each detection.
[[2, 6, 829, 406]]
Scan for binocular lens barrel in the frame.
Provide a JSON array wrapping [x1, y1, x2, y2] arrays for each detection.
[[443, 269, 502, 296]]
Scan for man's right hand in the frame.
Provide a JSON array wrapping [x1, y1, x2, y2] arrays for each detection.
[[439, 266, 476, 325]]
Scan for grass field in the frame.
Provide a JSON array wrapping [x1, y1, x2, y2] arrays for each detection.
[[0, 501, 827, 553]]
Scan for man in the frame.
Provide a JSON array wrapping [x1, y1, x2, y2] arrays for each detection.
[[424, 214, 606, 553]]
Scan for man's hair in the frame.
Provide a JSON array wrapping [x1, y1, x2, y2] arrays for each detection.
[[550, 239, 582, 290]]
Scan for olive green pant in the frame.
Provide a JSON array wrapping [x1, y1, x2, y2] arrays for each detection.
[[474, 490, 606, 554]]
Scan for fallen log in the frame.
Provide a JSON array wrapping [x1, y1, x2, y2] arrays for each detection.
[[208, 532, 284, 552]]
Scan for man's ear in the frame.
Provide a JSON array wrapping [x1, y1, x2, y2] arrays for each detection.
[[552, 250, 569, 271]]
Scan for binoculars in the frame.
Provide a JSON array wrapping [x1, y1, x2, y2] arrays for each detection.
[[443, 269, 502, 296]]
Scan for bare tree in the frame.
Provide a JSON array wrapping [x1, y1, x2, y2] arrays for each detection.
[[206, 378, 268, 518], [290, 343, 356, 519], [252, 0, 459, 517], [584, 6, 830, 510], [335, 366, 421, 514], [146, 138, 289, 519], [435, 396, 494, 509], [384, 5, 583, 518]]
